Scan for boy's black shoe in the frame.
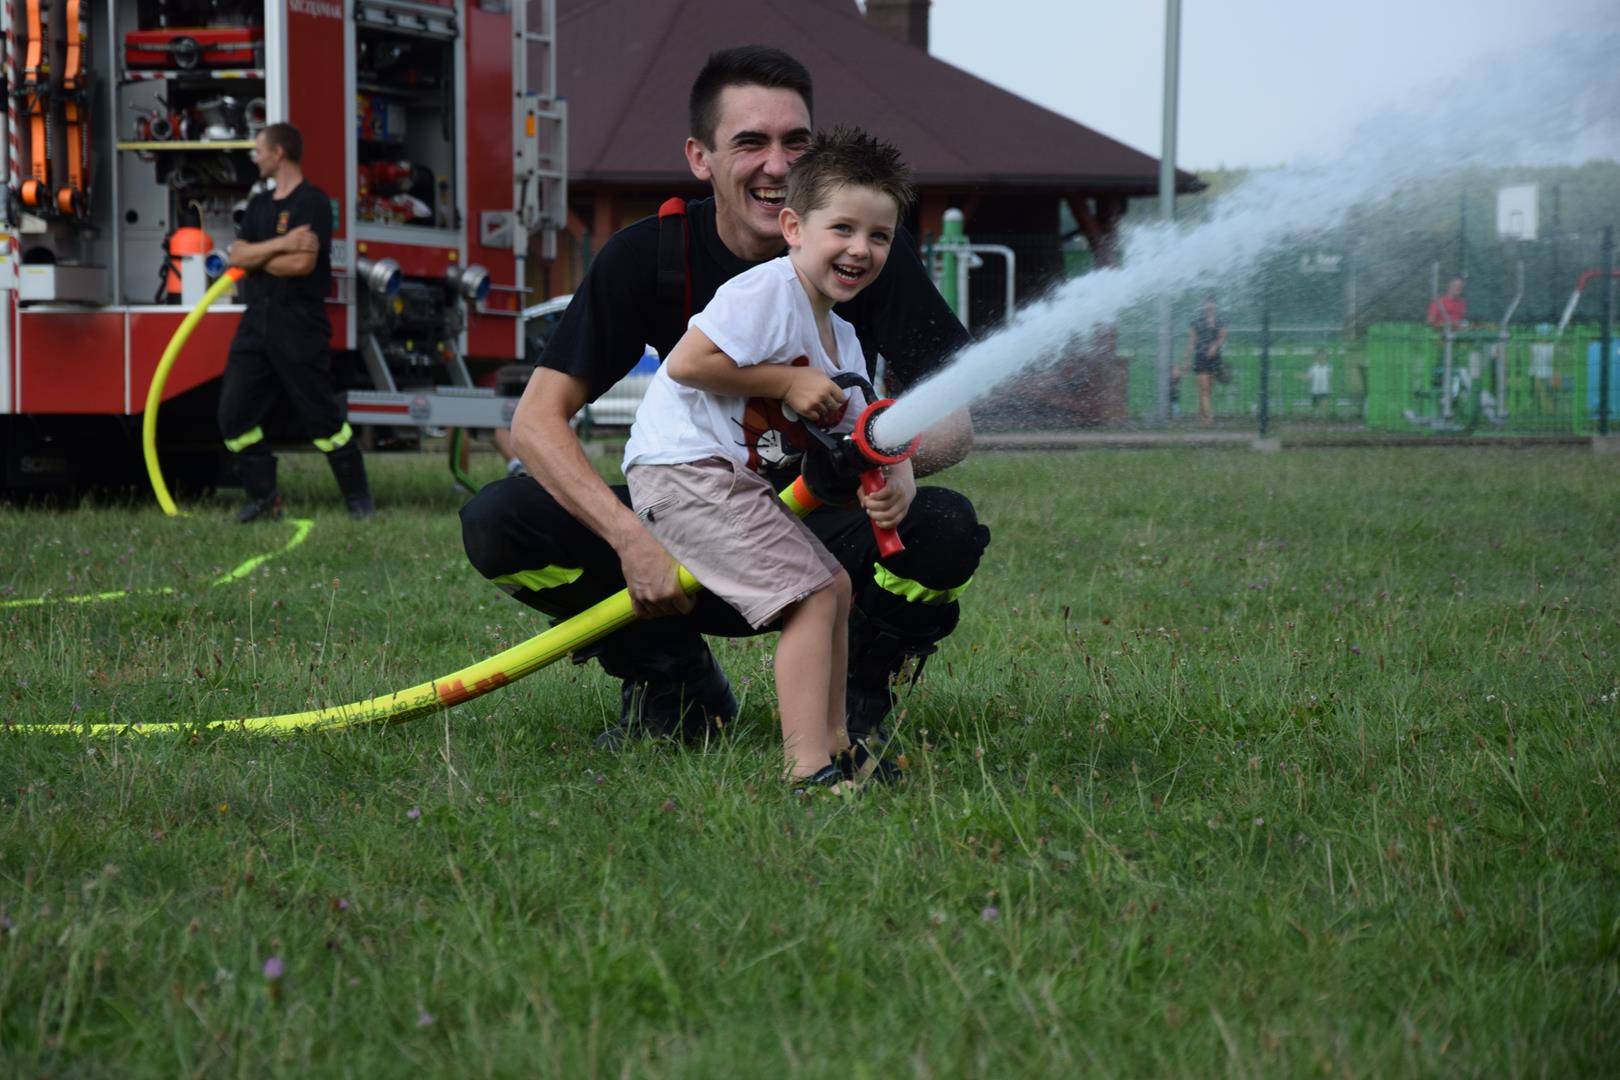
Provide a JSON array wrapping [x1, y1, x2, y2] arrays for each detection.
[[346, 494, 376, 520], [592, 666, 738, 749], [236, 493, 284, 523], [790, 762, 851, 797]]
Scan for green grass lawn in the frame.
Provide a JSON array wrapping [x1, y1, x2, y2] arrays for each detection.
[[2, 447, 1617, 1077]]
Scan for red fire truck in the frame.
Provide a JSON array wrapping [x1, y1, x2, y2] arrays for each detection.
[[0, 0, 565, 494]]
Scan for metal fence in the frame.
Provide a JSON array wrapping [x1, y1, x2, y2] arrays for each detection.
[[1364, 323, 1613, 435], [937, 229, 1619, 438], [1116, 325, 1361, 424], [524, 225, 1619, 442], [983, 322, 1615, 436]]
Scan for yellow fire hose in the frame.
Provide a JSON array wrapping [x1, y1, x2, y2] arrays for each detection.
[[143, 266, 246, 516], [0, 517, 313, 609], [66, 265, 885, 739], [20, 478, 823, 735]]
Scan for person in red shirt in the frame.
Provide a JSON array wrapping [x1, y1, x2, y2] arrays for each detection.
[[1426, 276, 1468, 330]]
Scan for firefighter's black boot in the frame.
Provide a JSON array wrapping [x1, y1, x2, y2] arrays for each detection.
[[845, 605, 957, 753], [842, 487, 988, 752], [326, 442, 374, 519], [581, 641, 738, 749], [234, 448, 282, 523]]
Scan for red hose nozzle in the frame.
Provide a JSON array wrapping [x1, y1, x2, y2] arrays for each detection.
[[851, 398, 920, 466], [850, 399, 919, 559]]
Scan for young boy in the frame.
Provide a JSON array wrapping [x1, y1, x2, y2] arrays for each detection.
[[621, 128, 915, 790], [1306, 349, 1334, 415]]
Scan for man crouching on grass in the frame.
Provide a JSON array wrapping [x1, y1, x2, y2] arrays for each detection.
[[620, 128, 914, 791]]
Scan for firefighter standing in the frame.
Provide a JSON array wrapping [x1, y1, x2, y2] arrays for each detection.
[[219, 122, 373, 522]]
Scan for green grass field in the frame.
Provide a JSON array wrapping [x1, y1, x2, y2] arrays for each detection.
[[2, 447, 1617, 1077]]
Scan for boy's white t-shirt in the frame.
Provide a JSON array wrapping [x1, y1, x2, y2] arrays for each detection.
[[623, 257, 870, 476]]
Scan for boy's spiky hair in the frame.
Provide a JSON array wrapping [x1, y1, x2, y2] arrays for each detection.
[[786, 127, 914, 219]]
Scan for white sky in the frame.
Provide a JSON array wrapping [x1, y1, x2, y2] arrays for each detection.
[[929, 0, 1597, 170]]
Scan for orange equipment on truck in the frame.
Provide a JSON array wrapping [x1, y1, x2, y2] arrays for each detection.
[[160, 215, 211, 301], [56, 0, 92, 218], [17, 0, 49, 212]]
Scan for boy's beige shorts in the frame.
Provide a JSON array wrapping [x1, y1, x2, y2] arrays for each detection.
[[626, 456, 842, 629]]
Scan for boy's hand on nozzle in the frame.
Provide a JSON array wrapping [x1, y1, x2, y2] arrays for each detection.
[[783, 369, 845, 425], [858, 459, 915, 533]]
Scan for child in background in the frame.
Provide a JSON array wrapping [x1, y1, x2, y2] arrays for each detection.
[[1306, 349, 1334, 415], [621, 128, 916, 791]]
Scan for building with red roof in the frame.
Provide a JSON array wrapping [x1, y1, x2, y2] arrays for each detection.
[[546, 0, 1200, 329]]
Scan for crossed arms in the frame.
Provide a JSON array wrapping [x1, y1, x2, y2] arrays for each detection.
[[228, 224, 318, 278]]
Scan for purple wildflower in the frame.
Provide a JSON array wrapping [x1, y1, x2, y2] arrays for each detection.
[[263, 956, 285, 980], [406, 806, 421, 819]]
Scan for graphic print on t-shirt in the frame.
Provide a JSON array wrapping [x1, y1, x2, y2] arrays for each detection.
[[733, 355, 849, 473]]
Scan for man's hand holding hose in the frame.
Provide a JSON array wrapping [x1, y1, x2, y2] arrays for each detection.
[[511, 367, 695, 621], [617, 526, 696, 619]]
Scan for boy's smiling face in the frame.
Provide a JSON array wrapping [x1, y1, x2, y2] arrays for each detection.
[[781, 183, 899, 312]]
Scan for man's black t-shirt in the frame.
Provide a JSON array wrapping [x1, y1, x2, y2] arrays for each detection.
[[541, 197, 968, 402], [236, 181, 333, 312]]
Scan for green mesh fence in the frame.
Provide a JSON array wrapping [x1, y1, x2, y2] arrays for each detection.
[[1117, 326, 1364, 423], [1102, 322, 1606, 434], [1364, 323, 1602, 435]]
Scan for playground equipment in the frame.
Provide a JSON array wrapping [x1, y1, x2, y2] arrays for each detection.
[[1407, 260, 1524, 430], [1553, 268, 1620, 339], [1552, 229, 1618, 434], [930, 208, 1016, 331]]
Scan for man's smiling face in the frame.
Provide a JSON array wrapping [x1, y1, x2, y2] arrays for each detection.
[[684, 84, 812, 262]]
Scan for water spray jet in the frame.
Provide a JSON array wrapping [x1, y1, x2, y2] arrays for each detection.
[[872, 22, 1619, 448]]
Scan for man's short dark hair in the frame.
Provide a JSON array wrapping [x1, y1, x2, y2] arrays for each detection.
[[261, 122, 303, 164], [689, 46, 813, 148], [786, 127, 914, 219]]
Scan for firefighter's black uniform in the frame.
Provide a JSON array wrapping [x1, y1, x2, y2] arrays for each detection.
[[218, 180, 372, 519], [460, 198, 990, 745]]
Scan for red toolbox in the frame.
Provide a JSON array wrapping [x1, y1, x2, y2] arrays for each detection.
[[125, 27, 263, 71]]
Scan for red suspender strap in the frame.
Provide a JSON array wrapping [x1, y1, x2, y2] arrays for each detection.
[[655, 197, 691, 355]]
